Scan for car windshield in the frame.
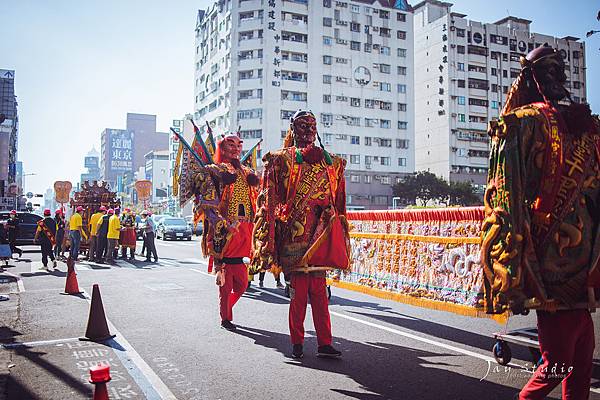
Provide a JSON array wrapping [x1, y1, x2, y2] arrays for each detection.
[[163, 218, 187, 226]]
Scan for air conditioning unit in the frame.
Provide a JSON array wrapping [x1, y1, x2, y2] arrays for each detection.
[[372, 26, 379, 32], [375, 175, 382, 180], [323, 121, 332, 127], [450, 44, 456, 48], [451, 113, 457, 117]]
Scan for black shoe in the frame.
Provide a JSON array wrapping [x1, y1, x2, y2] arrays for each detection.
[[292, 344, 304, 359], [317, 345, 342, 358], [259, 280, 264, 288], [221, 320, 236, 331], [276, 281, 285, 289]]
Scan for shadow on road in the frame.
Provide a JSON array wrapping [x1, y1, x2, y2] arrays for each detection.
[[233, 325, 525, 400]]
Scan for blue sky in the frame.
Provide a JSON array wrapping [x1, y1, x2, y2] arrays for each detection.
[[1, 0, 598, 195]]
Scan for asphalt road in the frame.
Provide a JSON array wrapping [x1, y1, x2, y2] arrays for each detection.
[[0, 237, 598, 400]]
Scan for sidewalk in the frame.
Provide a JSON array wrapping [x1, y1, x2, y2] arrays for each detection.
[[0, 251, 146, 399]]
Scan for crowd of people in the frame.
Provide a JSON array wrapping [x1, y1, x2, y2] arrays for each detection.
[[1, 206, 159, 269]]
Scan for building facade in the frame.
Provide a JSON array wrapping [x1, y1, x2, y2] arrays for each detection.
[[80, 147, 101, 185], [413, 0, 587, 190], [194, 0, 414, 209], [0, 69, 18, 202], [144, 150, 170, 204], [100, 113, 169, 190]]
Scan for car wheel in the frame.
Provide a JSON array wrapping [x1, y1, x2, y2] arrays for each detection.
[[187, 237, 191, 241]]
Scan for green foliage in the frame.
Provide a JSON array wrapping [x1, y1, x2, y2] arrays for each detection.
[[392, 171, 482, 207]]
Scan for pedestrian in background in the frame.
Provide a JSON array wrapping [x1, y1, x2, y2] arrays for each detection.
[[69, 206, 84, 261], [106, 208, 121, 265], [54, 209, 65, 261], [34, 209, 57, 270], [95, 209, 111, 263], [140, 210, 158, 262], [119, 208, 136, 260], [87, 206, 104, 262], [6, 210, 23, 259]]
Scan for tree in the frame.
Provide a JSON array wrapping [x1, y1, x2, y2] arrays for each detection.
[[392, 171, 449, 206], [447, 181, 481, 206]]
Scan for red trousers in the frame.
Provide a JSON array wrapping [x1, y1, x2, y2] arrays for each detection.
[[289, 273, 332, 346], [219, 263, 248, 322], [520, 309, 595, 400]]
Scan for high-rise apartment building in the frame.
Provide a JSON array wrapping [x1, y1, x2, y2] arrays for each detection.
[[0, 69, 18, 199], [413, 0, 587, 190], [194, 0, 413, 209]]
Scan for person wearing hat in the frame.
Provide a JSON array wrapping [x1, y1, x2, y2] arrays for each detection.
[[481, 46, 600, 399], [119, 208, 136, 260], [5, 210, 22, 259], [252, 110, 350, 359], [54, 209, 66, 260], [69, 206, 84, 261], [139, 210, 158, 262], [95, 208, 111, 263], [87, 206, 105, 263], [34, 209, 57, 270], [106, 208, 121, 265]]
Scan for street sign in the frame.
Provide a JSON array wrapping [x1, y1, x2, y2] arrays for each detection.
[[26, 192, 33, 199]]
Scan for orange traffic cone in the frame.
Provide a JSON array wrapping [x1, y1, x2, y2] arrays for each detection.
[[61, 257, 83, 295], [81, 284, 115, 342], [89, 364, 111, 400]]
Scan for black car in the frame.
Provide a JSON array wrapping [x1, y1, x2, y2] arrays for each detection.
[[0, 211, 42, 246], [157, 217, 192, 241]]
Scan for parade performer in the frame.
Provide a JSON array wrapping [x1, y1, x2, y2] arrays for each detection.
[[252, 110, 351, 358], [480, 46, 600, 399], [54, 209, 65, 260], [95, 209, 111, 263], [106, 208, 121, 265], [6, 210, 23, 259], [119, 208, 136, 260], [69, 206, 84, 261], [189, 133, 259, 331], [87, 207, 104, 262], [34, 209, 57, 270]]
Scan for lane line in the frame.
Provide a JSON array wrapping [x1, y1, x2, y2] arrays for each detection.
[[81, 290, 178, 400], [3, 271, 25, 292], [2, 337, 80, 349]]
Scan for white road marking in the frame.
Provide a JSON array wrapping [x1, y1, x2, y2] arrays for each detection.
[[2, 337, 80, 349], [3, 271, 25, 292], [81, 289, 178, 399]]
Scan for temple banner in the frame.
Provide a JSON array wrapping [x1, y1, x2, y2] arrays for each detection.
[[53, 181, 72, 204], [332, 207, 504, 321]]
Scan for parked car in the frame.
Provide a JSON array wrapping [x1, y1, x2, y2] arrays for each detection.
[[184, 215, 203, 236], [0, 211, 42, 246], [156, 217, 192, 241]]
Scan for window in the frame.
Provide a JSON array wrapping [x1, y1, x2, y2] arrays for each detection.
[[469, 98, 488, 107], [397, 48, 407, 57], [379, 28, 391, 38], [380, 101, 392, 110], [347, 117, 360, 126], [350, 22, 360, 32], [397, 84, 406, 93], [351, 136, 360, 144], [456, 28, 465, 37], [350, 174, 360, 182], [379, 138, 392, 147], [350, 97, 360, 107], [350, 155, 360, 164], [365, 118, 378, 127], [323, 55, 332, 65], [398, 103, 407, 112], [397, 13, 406, 22], [491, 84, 499, 93], [364, 175, 372, 183], [281, 110, 295, 120], [397, 30, 407, 40], [380, 46, 390, 55], [398, 158, 407, 167], [238, 70, 254, 80], [335, 57, 348, 64], [380, 119, 391, 129], [380, 82, 391, 92], [380, 10, 390, 19], [321, 113, 333, 124], [457, 62, 465, 71], [323, 36, 333, 45], [491, 101, 498, 109], [323, 94, 331, 103], [282, 31, 308, 43], [381, 157, 391, 166], [457, 45, 465, 54], [323, 0, 331, 6], [573, 81, 581, 89], [380, 64, 391, 74], [350, 41, 360, 50], [468, 64, 486, 73], [396, 139, 409, 149], [335, 95, 348, 102], [364, 43, 372, 52], [491, 67, 497, 76], [365, 99, 374, 108], [323, 75, 332, 84], [468, 78, 489, 90], [398, 121, 408, 130], [237, 108, 262, 120], [323, 17, 332, 27], [457, 96, 465, 105], [365, 137, 372, 146], [282, 71, 307, 82], [397, 66, 407, 75], [351, 4, 360, 12], [458, 113, 466, 122]]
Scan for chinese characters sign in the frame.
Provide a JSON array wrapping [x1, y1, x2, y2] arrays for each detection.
[[108, 129, 134, 172]]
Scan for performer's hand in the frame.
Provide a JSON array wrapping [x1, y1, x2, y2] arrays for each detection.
[[215, 270, 225, 286]]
